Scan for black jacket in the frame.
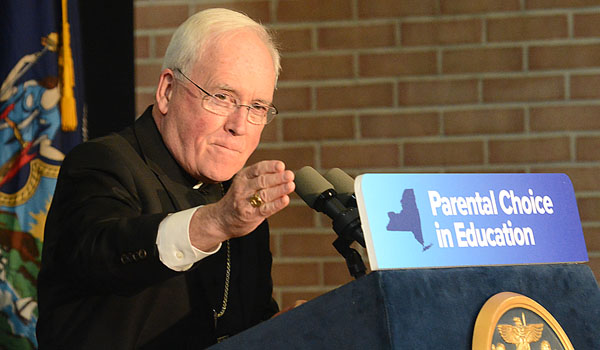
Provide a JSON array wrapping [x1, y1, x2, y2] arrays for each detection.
[[37, 107, 278, 349]]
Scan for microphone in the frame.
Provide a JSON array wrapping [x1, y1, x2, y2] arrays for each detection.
[[323, 168, 356, 208], [294, 166, 365, 247]]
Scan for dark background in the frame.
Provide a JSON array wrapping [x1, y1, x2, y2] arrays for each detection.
[[79, 0, 134, 139]]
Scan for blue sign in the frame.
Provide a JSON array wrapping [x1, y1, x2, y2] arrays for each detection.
[[355, 174, 588, 270]]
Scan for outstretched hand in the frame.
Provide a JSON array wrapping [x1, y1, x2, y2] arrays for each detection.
[[189, 160, 295, 251]]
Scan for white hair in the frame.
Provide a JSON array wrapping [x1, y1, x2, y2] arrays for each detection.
[[162, 8, 281, 81]]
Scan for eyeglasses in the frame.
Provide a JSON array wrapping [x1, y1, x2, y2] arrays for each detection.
[[174, 68, 278, 125]]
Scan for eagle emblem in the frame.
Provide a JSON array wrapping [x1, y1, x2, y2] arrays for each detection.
[[496, 312, 544, 350]]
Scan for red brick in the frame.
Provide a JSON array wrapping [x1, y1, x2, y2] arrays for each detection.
[[588, 258, 600, 282], [444, 109, 525, 135], [526, 0, 600, 9], [268, 205, 316, 229], [193, 2, 272, 23], [359, 51, 437, 77], [248, 146, 315, 170], [323, 261, 354, 285], [316, 83, 394, 110], [135, 63, 162, 88], [318, 24, 396, 50], [440, 0, 520, 14], [135, 92, 155, 116], [566, 168, 600, 192], [316, 212, 334, 229], [276, 28, 313, 53], [530, 44, 600, 70], [270, 232, 279, 257], [134, 5, 189, 30], [272, 262, 320, 286], [489, 137, 570, 164], [134, 36, 149, 59], [277, 0, 352, 22], [281, 234, 339, 257], [404, 141, 484, 166], [273, 87, 311, 112], [483, 76, 564, 102], [358, 0, 437, 18], [487, 15, 568, 42], [577, 137, 600, 161], [360, 113, 440, 138], [571, 75, 600, 100], [260, 121, 277, 143], [398, 79, 479, 106], [443, 47, 522, 73], [532, 167, 600, 192], [452, 167, 527, 174], [530, 105, 600, 131], [283, 116, 355, 141], [402, 19, 482, 46], [279, 55, 354, 81], [280, 291, 323, 307], [155, 34, 173, 59], [568, 168, 600, 192], [321, 144, 400, 169], [578, 197, 600, 222], [574, 13, 600, 37], [583, 227, 600, 251]]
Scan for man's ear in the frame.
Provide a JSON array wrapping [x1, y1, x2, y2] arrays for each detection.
[[155, 69, 175, 115]]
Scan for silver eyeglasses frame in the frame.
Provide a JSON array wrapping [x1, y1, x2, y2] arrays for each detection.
[[174, 68, 278, 125]]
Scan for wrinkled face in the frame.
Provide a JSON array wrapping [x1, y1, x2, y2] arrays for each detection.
[[155, 29, 276, 183]]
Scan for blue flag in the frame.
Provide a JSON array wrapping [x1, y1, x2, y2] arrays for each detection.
[[0, 0, 84, 347]]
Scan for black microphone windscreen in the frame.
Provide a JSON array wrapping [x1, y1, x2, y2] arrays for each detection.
[[294, 166, 334, 209]]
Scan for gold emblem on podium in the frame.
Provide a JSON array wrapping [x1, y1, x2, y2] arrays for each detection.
[[472, 292, 573, 350]]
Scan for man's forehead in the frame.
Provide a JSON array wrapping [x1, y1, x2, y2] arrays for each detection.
[[192, 31, 276, 98]]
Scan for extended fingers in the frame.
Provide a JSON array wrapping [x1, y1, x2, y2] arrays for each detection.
[[260, 169, 294, 189], [255, 178, 295, 203], [245, 163, 294, 192], [235, 161, 295, 217], [245, 160, 285, 178], [256, 192, 291, 217]]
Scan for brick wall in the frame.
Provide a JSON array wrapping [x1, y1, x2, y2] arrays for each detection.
[[134, 0, 600, 308]]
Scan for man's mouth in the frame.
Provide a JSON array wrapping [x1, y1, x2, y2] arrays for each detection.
[[213, 143, 241, 153]]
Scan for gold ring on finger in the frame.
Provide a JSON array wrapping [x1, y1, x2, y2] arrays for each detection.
[[248, 193, 264, 208]]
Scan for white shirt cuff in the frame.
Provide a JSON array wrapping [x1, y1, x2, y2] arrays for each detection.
[[156, 206, 222, 271]]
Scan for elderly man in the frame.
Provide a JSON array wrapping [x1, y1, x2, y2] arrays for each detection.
[[37, 8, 295, 349]]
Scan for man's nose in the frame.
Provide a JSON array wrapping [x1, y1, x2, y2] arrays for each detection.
[[225, 106, 250, 135]]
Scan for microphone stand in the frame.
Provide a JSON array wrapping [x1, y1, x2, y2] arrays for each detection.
[[332, 236, 366, 280], [314, 190, 367, 279]]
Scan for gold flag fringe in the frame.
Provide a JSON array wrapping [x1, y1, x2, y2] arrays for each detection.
[[59, 0, 77, 132]]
